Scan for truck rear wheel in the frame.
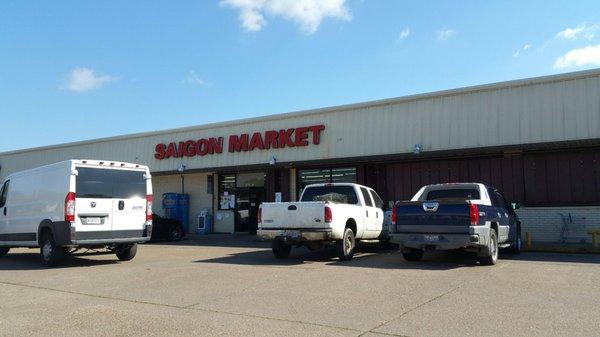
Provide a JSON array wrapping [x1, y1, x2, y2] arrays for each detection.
[[116, 243, 138, 261], [479, 229, 499, 265], [402, 248, 424, 262], [0, 247, 9, 257], [336, 228, 355, 261], [272, 240, 291, 259], [40, 232, 64, 267]]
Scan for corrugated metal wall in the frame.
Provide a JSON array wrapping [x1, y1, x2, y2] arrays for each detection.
[[1, 70, 600, 180]]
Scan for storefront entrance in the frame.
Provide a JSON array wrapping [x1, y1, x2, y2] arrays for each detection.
[[218, 172, 266, 233], [235, 187, 265, 233]]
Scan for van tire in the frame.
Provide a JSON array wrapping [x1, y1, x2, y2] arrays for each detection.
[[272, 240, 291, 259], [479, 229, 499, 265], [0, 247, 9, 257], [116, 243, 138, 261], [336, 227, 356, 261], [40, 233, 63, 267], [402, 248, 424, 262]]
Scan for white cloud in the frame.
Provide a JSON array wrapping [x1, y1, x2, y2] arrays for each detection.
[[437, 28, 456, 40], [554, 44, 600, 68], [513, 43, 532, 58], [183, 71, 207, 86], [66, 67, 116, 93], [220, 0, 351, 34], [556, 23, 599, 40], [397, 28, 410, 41]]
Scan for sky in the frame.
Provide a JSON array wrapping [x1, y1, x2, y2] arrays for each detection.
[[1, 0, 600, 152]]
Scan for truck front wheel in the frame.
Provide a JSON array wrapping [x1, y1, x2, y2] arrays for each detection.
[[116, 243, 138, 261], [336, 228, 356, 261], [272, 240, 291, 259], [479, 229, 499, 265], [402, 248, 423, 262]]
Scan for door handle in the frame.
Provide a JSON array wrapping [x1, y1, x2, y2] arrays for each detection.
[[366, 210, 369, 217], [118, 200, 125, 210], [2, 207, 5, 216], [376, 211, 379, 218]]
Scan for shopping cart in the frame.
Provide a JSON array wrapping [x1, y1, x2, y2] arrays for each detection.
[[558, 213, 587, 243]]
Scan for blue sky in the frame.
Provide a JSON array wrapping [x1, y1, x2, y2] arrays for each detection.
[[1, 0, 600, 152]]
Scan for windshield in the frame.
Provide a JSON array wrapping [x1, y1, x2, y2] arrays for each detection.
[[425, 188, 480, 200], [300, 185, 359, 205], [76, 167, 146, 199]]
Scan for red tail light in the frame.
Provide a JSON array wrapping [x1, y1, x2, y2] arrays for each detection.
[[146, 195, 153, 222], [64, 192, 76, 222], [469, 203, 479, 226], [324, 206, 333, 223], [257, 206, 262, 224], [391, 202, 397, 225]]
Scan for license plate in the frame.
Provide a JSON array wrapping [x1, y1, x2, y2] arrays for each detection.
[[423, 235, 439, 242], [85, 217, 102, 225], [283, 230, 300, 238]]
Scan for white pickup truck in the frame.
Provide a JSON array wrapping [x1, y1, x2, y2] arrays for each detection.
[[257, 183, 389, 260]]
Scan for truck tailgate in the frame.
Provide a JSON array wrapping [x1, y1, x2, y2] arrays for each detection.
[[260, 202, 328, 229], [396, 200, 471, 234]]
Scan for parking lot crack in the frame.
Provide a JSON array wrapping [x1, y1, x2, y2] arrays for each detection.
[[360, 263, 508, 336], [0, 280, 366, 335]]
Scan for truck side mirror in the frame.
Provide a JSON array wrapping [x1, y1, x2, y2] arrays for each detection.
[[510, 202, 520, 210]]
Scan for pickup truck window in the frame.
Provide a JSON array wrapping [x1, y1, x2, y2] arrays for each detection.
[[300, 186, 359, 205], [369, 190, 384, 209], [426, 188, 480, 200], [360, 187, 373, 207]]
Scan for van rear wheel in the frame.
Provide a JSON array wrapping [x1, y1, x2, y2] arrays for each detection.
[[40, 233, 63, 267], [0, 247, 9, 257], [116, 243, 138, 261]]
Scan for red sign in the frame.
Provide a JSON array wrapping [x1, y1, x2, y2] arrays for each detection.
[[154, 124, 325, 160]]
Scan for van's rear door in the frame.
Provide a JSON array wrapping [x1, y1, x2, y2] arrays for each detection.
[[110, 169, 147, 232], [74, 167, 114, 234], [74, 167, 147, 237]]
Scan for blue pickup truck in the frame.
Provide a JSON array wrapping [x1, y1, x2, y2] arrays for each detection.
[[389, 183, 521, 265]]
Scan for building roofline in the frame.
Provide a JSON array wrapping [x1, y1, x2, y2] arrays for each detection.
[[2, 67, 600, 157]]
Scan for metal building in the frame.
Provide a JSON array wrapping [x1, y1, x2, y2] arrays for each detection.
[[1, 68, 600, 242]]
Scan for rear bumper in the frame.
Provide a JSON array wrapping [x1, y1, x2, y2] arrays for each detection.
[[257, 228, 333, 242], [390, 226, 490, 251], [68, 223, 152, 246]]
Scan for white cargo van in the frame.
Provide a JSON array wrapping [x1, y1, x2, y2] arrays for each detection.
[[0, 160, 153, 266]]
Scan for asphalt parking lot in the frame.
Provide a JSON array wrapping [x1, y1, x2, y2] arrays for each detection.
[[1, 235, 599, 337]]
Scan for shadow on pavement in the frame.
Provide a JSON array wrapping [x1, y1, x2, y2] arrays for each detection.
[[0, 252, 119, 271], [147, 233, 270, 249], [194, 242, 482, 270]]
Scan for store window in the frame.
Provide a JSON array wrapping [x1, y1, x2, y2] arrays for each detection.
[[218, 174, 236, 210], [297, 167, 357, 197]]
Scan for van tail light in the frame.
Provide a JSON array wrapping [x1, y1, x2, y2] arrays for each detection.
[[64, 192, 76, 222], [324, 206, 333, 223], [391, 202, 397, 225], [146, 195, 153, 222], [469, 203, 480, 226]]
